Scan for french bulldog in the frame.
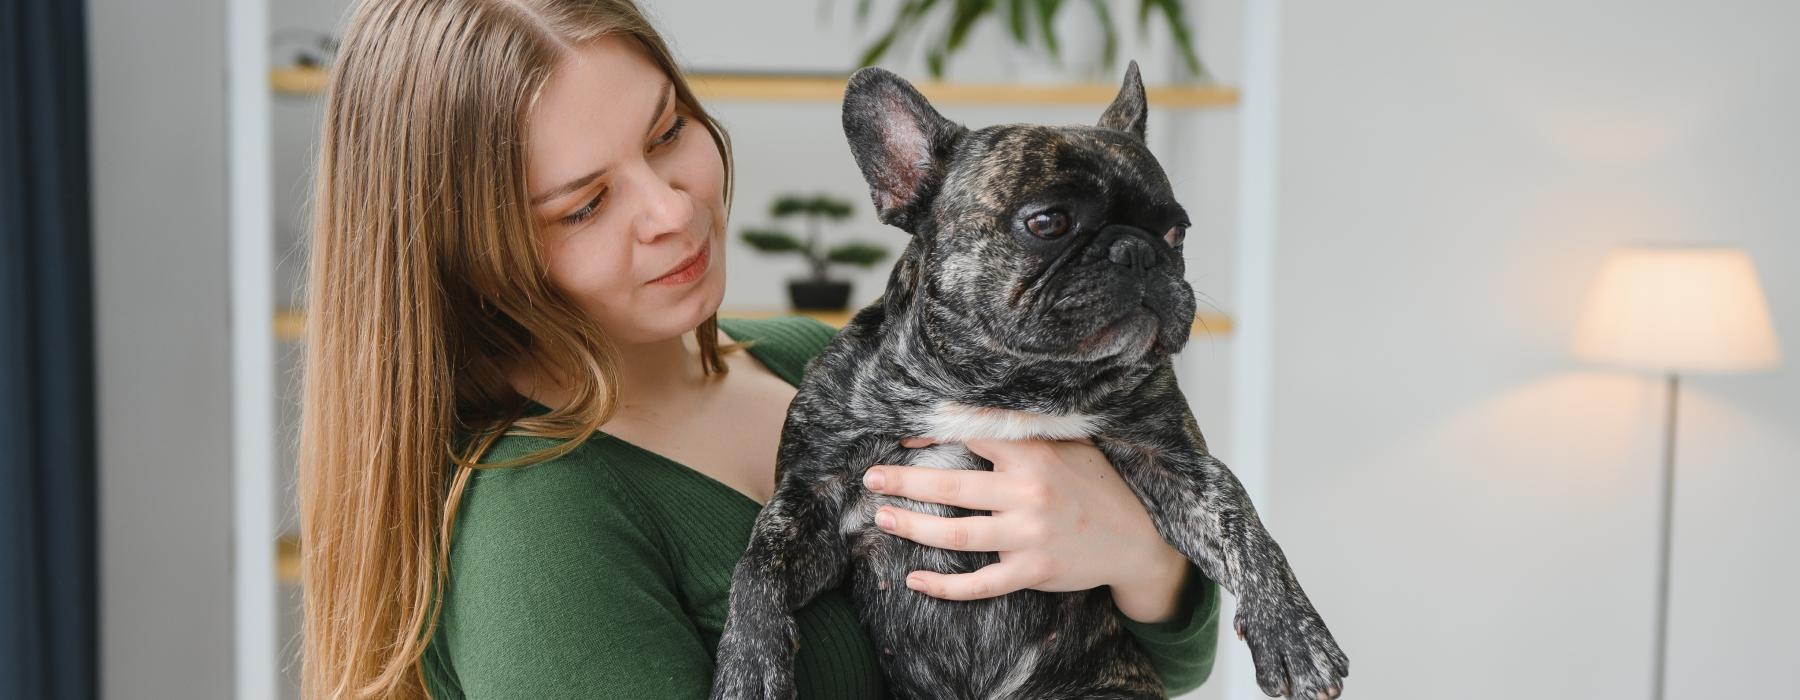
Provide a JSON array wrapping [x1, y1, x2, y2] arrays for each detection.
[[710, 62, 1347, 700]]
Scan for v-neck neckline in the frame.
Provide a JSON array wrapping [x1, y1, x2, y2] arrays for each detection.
[[519, 317, 795, 510]]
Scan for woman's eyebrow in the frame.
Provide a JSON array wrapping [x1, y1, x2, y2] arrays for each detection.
[[529, 79, 675, 207], [643, 78, 673, 138]]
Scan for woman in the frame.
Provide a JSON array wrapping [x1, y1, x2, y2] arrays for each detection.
[[298, 0, 1223, 698]]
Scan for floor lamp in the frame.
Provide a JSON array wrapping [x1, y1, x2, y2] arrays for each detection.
[[1571, 245, 1782, 700]]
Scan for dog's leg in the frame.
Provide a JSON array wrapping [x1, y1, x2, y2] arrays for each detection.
[[1098, 406, 1349, 699], [709, 424, 858, 700]]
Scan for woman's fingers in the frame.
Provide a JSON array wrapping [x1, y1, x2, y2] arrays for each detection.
[[904, 559, 1050, 601], [874, 506, 1011, 551], [863, 465, 1014, 511], [963, 437, 1063, 473]]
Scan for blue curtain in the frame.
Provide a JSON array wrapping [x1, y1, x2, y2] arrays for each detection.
[[1, 0, 98, 697]]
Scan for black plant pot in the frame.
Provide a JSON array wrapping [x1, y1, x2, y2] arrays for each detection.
[[787, 279, 852, 311]]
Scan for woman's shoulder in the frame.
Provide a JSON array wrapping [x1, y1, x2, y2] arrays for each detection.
[[451, 435, 656, 550]]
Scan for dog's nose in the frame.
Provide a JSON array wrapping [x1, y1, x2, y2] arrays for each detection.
[[1101, 225, 1160, 273]]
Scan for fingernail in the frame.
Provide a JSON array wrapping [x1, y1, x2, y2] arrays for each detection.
[[863, 469, 885, 490], [876, 508, 895, 530], [905, 574, 924, 590]]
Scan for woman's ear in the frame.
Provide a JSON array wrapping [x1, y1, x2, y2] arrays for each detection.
[[1097, 60, 1148, 141], [841, 67, 966, 234]]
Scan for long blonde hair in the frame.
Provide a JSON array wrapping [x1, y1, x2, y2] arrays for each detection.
[[297, 1, 743, 697]]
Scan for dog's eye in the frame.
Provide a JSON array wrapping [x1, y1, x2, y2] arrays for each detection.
[[1025, 210, 1070, 239], [1164, 222, 1189, 248]]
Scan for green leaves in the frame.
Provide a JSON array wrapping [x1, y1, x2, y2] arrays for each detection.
[[1138, 0, 1205, 80], [1034, 0, 1065, 64], [740, 229, 806, 252], [850, 0, 1207, 80], [770, 194, 854, 220], [826, 243, 890, 267], [857, 0, 941, 71]]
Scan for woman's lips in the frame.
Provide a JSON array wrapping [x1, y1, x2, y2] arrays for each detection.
[[648, 240, 711, 285]]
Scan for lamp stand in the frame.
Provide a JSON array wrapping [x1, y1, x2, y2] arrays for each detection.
[[1650, 372, 1679, 700]]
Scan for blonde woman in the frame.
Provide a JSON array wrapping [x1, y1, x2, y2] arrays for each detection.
[[298, 1, 1223, 697]]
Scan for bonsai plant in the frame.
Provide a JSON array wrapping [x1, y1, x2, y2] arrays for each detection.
[[852, 0, 1207, 81], [740, 194, 890, 311]]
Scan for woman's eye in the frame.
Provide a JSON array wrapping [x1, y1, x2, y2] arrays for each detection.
[[652, 115, 689, 150], [560, 188, 606, 226], [1025, 210, 1070, 239]]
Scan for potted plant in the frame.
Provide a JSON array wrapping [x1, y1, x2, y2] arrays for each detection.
[[740, 194, 890, 311]]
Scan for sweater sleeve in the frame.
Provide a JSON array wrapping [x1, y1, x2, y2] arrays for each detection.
[[438, 445, 714, 699], [1118, 561, 1224, 695]]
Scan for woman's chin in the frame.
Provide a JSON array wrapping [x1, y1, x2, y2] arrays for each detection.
[[671, 263, 727, 330]]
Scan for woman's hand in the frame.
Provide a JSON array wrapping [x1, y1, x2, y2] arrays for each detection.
[[862, 436, 1193, 624]]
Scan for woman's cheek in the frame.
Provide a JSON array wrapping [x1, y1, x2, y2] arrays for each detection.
[[547, 222, 633, 302], [674, 127, 726, 208]]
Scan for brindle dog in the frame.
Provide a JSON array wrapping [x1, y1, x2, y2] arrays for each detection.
[[709, 62, 1348, 700]]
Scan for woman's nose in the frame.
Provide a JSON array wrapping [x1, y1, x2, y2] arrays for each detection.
[[630, 165, 693, 243]]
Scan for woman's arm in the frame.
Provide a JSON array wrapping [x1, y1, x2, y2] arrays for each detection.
[[1115, 559, 1224, 695], [438, 452, 714, 698]]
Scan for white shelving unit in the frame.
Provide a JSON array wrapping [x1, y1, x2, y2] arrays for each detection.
[[232, 5, 1249, 700], [226, 0, 279, 698]]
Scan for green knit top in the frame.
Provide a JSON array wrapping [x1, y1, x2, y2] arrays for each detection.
[[421, 315, 1222, 699]]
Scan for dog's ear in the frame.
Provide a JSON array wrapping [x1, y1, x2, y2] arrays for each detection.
[[842, 67, 964, 233], [1097, 60, 1147, 141]]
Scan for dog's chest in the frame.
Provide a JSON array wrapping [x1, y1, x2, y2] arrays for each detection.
[[918, 401, 1102, 443]]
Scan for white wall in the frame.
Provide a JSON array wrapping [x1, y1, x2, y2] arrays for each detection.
[[1265, 1, 1799, 698], [89, 0, 236, 697]]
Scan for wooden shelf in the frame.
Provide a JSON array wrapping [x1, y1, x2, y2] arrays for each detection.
[[277, 535, 300, 584], [268, 66, 1237, 109], [275, 308, 306, 343], [270, 66, 328, 95], [725, 307, 1234, 336], [685, 72, 1238, 109], [275, 307, 1232, 343]]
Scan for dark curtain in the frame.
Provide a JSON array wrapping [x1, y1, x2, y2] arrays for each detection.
[[1, 0, 99, 697]]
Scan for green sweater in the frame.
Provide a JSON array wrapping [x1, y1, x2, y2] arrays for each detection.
[[422, 315, 1222, 699]]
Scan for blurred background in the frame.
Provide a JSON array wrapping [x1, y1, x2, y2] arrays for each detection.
[[3, 0, 1795, 698]]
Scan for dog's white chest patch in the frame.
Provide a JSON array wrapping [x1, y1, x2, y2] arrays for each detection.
[[922, 401, 1100, 443]]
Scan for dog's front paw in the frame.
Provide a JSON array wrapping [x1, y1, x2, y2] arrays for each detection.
[[1234, 590, 1349, 699], [709, 616, 800, 700]]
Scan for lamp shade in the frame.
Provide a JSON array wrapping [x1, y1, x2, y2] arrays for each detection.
[[1573, 246, 1782, 373]]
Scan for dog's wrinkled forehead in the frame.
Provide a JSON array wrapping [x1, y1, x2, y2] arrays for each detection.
[[940, 124, 1173, 218]]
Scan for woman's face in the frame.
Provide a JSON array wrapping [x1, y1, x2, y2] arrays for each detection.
[[524, 34, 727, 346]]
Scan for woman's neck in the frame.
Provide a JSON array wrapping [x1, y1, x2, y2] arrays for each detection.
[[508, 330, 711, 414]]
